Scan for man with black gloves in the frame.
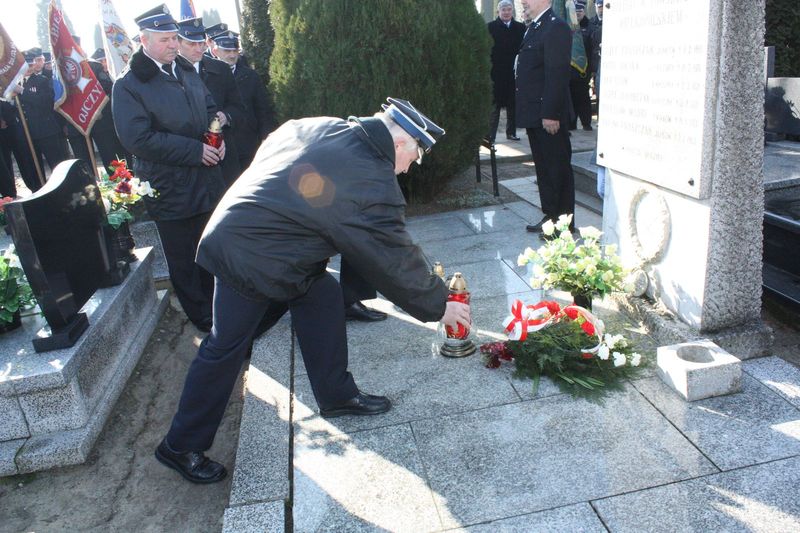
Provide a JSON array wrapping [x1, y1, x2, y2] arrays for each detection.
[[113, 4, 227, 333], [155, 97, 471, 484]]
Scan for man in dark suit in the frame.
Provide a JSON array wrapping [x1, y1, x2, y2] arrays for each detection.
[[209, 30, 275, 169], [177, 18, 245, 188], [113, 5, 227, 333], [487, 0, 526, 142], [516, 0, 575, 234]]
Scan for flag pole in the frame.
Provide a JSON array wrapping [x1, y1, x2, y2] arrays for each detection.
[[84, 131, 100, 180], [13, 94, 46, 188]]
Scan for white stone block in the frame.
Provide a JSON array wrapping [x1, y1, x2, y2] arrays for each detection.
[[657, 340, 742, 401]]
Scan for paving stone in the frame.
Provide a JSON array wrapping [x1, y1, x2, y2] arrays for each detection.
[[743, 356, 800, 409], [594, 455, 800, 533], [455, 206, 529, 235], [292, 424, 445, 533], [416, 232, 527, 269], [632, 374, 800, 470], [229, 318, 293, 507], [437, 259, 531, 299], [411, 385, 716, 526], [222, 501, 284, 533], [453, 503, 606, 532], [130, 221, 169, 282], [406, 215, 476, 243]]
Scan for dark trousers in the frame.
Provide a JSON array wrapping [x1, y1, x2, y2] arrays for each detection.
[[569, 77, 592, 129], [340, 258, 377, 306], [488, 100, 516, 141], [155, 213, 214, 327], [33, 134, 69, 174], [92, 128, 130, 170], [0, 149, 14, 197], [166, 273, 358, 451], [527, 126, 575, 224], [68, 134, 91, 164], [0, 121, 40, 192]]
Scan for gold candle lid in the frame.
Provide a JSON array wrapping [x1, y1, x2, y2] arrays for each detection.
[[448, 272, 467, 293], [208, 116, 222, 133], [433, 262, 445, 279]]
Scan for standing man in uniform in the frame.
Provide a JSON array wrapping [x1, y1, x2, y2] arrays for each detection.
[[17, 48, 68, 180], [516, 0, 575, 235], [155, 97, 471, 483], [113, 4, 227, 332], [569, 1, 593, 131], [487, 0, 525, 143], [88, 49, 130, 169], [590, 0, 604, 109], [209, 28, 275, 169], [176, 17, 244, 188]]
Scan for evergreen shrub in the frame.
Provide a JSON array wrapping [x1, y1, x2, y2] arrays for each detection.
[[766, 0, 800, 77], [269, 0, 492, 201]]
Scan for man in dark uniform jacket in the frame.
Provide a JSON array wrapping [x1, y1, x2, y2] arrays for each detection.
[[0, 99, 38, 194], [209, 30, 275, 169], [18, 48, 68, 178], [569, 1, 593, 131], [589, 0, 604, 107], [177, 17, 244, 188], [154, 98, 471, 484], [87, 49, 130, 169], [113, 4, 227, 332], [487, 0, 526, 142], [516, 0, 575, 234]]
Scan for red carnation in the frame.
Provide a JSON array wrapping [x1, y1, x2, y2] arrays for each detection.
[[581, 352, 594, 359], [115, 181, 132, 194], [544, 301, 561, 315], [581, 321, 596, 336], [564, 307, 579, 320], [110, 160, 122, 168]]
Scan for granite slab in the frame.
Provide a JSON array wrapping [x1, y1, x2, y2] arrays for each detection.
[[0, 439, 24, 477], [292, 424, 446, 533], [222, 501, 284, 533], [415, 232, 528, 269], [594, 455, 800, 532], [632, 374, 800, 471], [456, 206, 529, 235], [452, 503, 606, 532], [411, 385, 717, 526], [0, 393, 29, 441], [743, 356, 800, 409], [228, 317, 293, 507], [406, 215, 476, 243]]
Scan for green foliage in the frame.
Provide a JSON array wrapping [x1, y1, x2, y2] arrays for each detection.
[[241, 0, 275, 85], [269, 0, 493, 202], [766, 0, 800, 76], [0, 248, 36, 326]]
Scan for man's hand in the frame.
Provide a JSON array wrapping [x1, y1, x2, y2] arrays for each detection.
[[218, 140, 226, 161], [201, 143, 222, 166], [216, 111, 228, 127], [542, 118, 560, 135], [440, 301, 471, 331]]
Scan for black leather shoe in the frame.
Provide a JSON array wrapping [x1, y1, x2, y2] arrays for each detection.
[[345, 302, 387, 322], [526, 215, 550, 233], [155, 439, 227, 484], [582, 125, 593, 131], [506, 134, 521, 141], [320, 392, 392, 418]]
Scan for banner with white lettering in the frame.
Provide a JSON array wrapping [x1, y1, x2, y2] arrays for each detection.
[[98, 0, 134, 80], [0, 22, 27, 100], [49, 0, 108, 135]]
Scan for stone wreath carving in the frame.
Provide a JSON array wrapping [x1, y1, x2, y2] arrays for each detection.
[[627, 188, 671, 296]]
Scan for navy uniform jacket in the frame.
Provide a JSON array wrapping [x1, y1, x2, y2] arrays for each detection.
[[514, 8, 572, 128], [196, 116, 448, 322], [198, 55, 244, 186], [232, 59, 275, 166], [18, 74, 61, 140], [112, 49, 226, 221], [488, 17, 526, 107]]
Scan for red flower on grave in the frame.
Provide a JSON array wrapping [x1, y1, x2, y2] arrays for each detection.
[[543, 300, 561, 315], [581, 352, 594, 359], [581, 321, 596, 336], [114, 180, 132, 194], [564, 307, 579, 320]]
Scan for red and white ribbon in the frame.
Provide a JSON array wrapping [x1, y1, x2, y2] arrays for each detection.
[[503, 300, 558, 341]]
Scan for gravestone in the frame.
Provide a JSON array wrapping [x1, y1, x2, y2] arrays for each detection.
[[765, 78, 800, 138], [5, 159, 128, 352], [597, 0, 772, 357]]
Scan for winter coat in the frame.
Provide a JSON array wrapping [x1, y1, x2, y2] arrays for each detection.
[[515, 8, 572, 128], [18, 74, 61, 140], [196, 116, 448, 323], [232, 60, 274, 168], [488, 17, 526, 107], [112, 49, 226, 221], [199, 55, 244, 186]]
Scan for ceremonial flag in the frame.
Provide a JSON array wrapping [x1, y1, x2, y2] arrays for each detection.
[[553, 0, 588, 75], [0, 23, 27, 100], [49, 1, 107, 135], [98, 0, 134, 80], [180, 0, 197, 20]]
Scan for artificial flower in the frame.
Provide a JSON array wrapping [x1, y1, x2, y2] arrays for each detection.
[[613, 351, 626, 367], [631, 353, 642, 367]]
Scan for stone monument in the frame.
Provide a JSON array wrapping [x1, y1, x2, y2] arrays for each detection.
[[597, 0, 772, 357]]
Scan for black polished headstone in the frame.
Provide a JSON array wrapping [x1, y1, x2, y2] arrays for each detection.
[[4, 159, 129, 352], [765, 78, 800, 138]]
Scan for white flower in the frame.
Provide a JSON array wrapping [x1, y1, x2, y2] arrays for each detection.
[[532, 264, 546, 278], [102, 197, 112, 212], [529, 277, 542, 289], [630, 353, 642, 367], [3, 246, 21, 269], [613, 351, 626, 367], [136, 180, 155, 197], [541, 219, 555, 236], [524, 247, 537, 260], [602, 270, 615, 283], [605, 333, 625, 350], [517, 253, 527, 267], [579, 226, 602, 240], [598, 344, 610, 360], [605, 244, 618, 256], [556, 213, 573, 229], [585, 264, 597, 276]]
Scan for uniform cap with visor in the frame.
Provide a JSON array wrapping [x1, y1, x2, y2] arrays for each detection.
[[381, 97, 445, 164], [135, 4, 179, 32], [177, 17, 206, 42]]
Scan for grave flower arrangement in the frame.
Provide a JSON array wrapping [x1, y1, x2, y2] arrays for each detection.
[[0, 245, 36, 329], [517, 214, 627, 303], [482, 299, 645, 398], [98, 159, 156, 229]]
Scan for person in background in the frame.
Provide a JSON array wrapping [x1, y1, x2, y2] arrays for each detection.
[[486, 0, 525, 142], [569, 1, 593, 131]]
